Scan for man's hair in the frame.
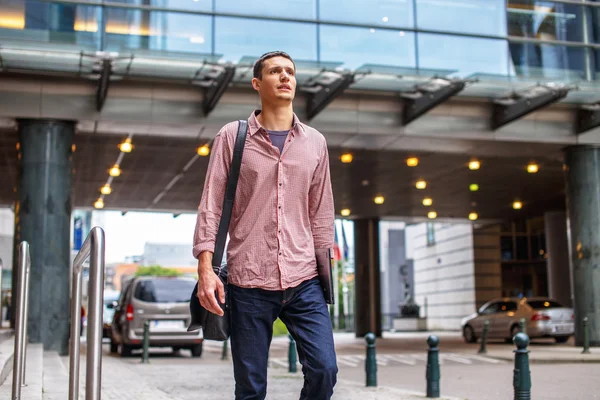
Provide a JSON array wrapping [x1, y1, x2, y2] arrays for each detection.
[[253, 51, 295, 80]]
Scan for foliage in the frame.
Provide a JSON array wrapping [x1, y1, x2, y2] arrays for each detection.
[[134, 265, 183, 277], [273, 318, 289, 336]]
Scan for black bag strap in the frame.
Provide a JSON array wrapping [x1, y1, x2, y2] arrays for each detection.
[[212, 120, 248, 268]]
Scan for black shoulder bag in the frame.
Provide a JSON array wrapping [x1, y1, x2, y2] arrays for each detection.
[[187, 120, 248, 341]]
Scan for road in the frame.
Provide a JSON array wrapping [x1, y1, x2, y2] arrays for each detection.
[[100, 331, 600, 399]]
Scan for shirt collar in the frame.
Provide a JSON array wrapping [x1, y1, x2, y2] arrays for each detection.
[[248, 110, 306, 138]]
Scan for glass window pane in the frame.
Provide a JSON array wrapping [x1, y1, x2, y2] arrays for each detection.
[[104, 8, 212, 55], [107, 0, 212, 12], [417, 0, 506, 36], [215, 17, 316, 63], [319, 0, 414, 28], [418, 34, 509, 76], [591, 4, 600, 44], [507, 1, 584, 42], [320, 25, 416, 70], [216, 0, 316, 20], [0, 0, 101, 49], [509, 42, 586, 80]]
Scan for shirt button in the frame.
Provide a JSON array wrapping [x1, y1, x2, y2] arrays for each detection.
[[278, 205, 281, 209], [279, 252, 282, 255], [279, 183, 282, 186]]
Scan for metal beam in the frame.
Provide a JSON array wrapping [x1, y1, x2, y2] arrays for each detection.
[[401, 78, 470, 126], [95, 59, 112, 112], [491, 85, 572, 130], [576, 103, 600, 134], [303, 70, 355, 120], [193, 63, 236, 116]]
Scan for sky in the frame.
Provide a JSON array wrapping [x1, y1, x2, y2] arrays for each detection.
[[91, 210, 355, 265]]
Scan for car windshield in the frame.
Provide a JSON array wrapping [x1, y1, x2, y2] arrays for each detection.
[[133, 278, 195, 303], [527, 300, 564, 309]]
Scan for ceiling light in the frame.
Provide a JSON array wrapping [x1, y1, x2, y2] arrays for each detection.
[[382, 16, 389, 22], [16, 142, 20, 151], [416, 180, 426, 189], [100, 184, 112, 195], [468, 160, 480, 170], [119, 138, 133, 153], [109, 164, 121, 177], [399, 31, 405, 36], [422, 197, 432, 206], [370, 28, 375, 33], [374, 196, 385, 205], [513, 200, 523, 210], [469, 212, 478, 221], [469, 183, 479, 192], [341, 208, 351, 217], [71, 144, 76, 153], [94, 198, 104, 209], [197, 144, 210, 156], [428, 211, 437, 219], [406, 157, 419, 167], [527, 163, 539, 173], [340, 153, 353, 163]]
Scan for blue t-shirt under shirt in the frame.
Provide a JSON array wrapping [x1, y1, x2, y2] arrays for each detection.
[[267, 130, 289, 154]]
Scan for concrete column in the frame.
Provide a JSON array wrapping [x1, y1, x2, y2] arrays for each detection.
[[564, 145, 600, 346], [14, 119, 74, 355], [544, 211, 572, 307], [354, 218, 382, 338]]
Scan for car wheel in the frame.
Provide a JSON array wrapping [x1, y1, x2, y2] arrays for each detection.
[[510, 324, 521, 340], [110, 341, 118, 354], [120, 344, 132, 357], [463, 325, 477, 343], [554, 336, 570, 344], [191, 343, 203, 358]]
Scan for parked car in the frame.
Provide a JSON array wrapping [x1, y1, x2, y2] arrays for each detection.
[[103, 290, 120, 338], [110, 275, 203, 357], [461, 297, 574, 344]]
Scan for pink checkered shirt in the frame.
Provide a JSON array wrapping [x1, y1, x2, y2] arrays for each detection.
[[193, 110, 335, 290]]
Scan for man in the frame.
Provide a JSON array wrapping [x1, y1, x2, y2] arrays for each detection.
[[193, 51, 337, 400]]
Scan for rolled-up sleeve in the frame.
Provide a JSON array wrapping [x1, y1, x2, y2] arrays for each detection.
[[192, 128, 232, 259], [308, 138, 335, 250]]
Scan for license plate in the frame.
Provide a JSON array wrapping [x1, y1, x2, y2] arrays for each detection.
[[553, 325, 571, 333], [150, 320, 185, 331]]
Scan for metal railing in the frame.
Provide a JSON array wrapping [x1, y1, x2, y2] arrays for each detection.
[[11, 242, 31, 400], [69, 227, 105, 400]]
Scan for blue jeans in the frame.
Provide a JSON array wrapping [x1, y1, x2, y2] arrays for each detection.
[[229, 277, 338, 400]]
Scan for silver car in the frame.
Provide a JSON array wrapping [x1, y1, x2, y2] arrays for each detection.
[[461, 297, 574, 344], [110, 276, 203, 357]]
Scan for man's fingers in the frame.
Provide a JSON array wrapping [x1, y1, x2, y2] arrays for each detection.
[[216, 280, 225, 304], [205, 292, 224, 316]]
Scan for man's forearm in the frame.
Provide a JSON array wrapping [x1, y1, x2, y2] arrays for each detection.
[[197, 251, 214, 276]]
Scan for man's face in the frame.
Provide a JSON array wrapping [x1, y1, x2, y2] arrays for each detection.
[[252, 56, 296, 103]]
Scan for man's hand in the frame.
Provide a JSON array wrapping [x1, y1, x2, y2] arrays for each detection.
[[197, 251, 225, 316]]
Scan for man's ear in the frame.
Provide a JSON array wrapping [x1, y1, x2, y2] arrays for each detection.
[[251, 77, 261, 91]]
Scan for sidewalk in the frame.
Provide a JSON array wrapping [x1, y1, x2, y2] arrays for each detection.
[[484, 345, 600, 364]]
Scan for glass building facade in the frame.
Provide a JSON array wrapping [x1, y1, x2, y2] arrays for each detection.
[[0, 0, 599, 81]]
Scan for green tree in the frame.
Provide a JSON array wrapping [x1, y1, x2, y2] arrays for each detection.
[[135, 265, 183, 277]]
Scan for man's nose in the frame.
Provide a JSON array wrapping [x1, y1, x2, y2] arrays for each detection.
[[280, 72, 290, 81]]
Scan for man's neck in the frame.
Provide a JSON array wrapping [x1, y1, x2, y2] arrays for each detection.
[[256, 104, 294, 131]]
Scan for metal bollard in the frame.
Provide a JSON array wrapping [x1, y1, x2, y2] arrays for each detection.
[[288, 334, 297, 373], [141, 320, 150, 364], [519, 318, 527, 335], [478, 320, 489, 354], [512, 333, 531, 400], [221, 340, 229, 360], [365, 333, 377, 387], [426, 335, 440, 398], [582, 317, 590, 354]]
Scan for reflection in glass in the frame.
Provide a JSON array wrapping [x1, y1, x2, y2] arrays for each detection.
[[215, 17, 316, 64], [0, 0, 101, 48], [107, 0, 212, 12], [104, 8, 212, 54], [416, 0, 506, 36], [216, 0, 316, 20], [418, 34, 509, 76], [319, 0, 414, 28], [320, 25, 415, 70], [591, 4, 600, 44], [508, 42, 586, 80], [507, 1, 584, 42]]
